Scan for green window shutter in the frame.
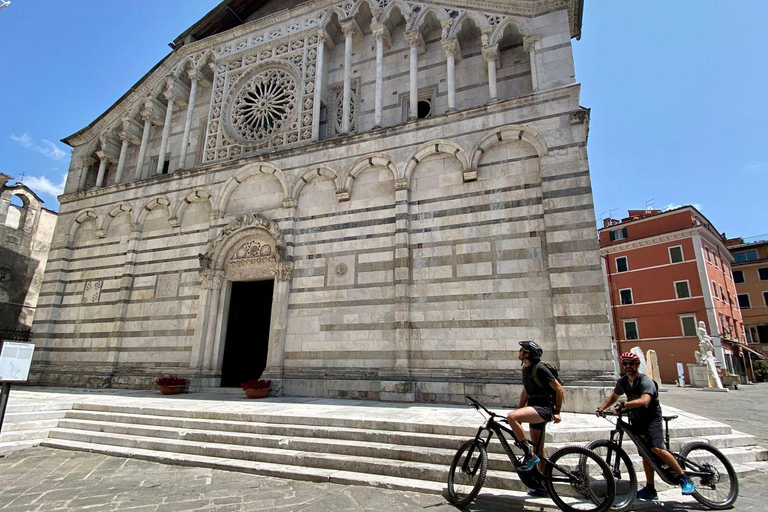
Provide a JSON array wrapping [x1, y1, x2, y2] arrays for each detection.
[[609, 230, 616, 241]]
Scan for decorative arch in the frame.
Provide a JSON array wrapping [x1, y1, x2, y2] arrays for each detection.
[[343, 154, 399, 195], [348, 0, 378, 19], [403, 140, 470, 185], [289, 165, 342, 201], [320, 5, 350, 27], [98, 203, 134, 237], [218, 162, 289, 215], [136, 196, 171, 226], [380, 0, 413, 27], [171, 188, 214, 226], [449, 11, 490, 38], [470, 125, 549, 172], [199, 213, 293, 283], [68, 209, 99, 239], [412, 6, 450, 32], [490, 16, 533, 44]]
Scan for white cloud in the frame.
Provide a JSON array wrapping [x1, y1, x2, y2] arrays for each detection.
[[23, 173, 67, 198], [663, 203, 703, 212], [10, 132, 67, 161], [745, 159, 768, 173]]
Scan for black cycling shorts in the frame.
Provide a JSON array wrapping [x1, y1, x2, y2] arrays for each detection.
[[631, 417, 664, 449], [530, 405, 552, 431]]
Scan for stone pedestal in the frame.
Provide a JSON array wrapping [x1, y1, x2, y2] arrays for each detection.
[[687, 364, 709, 388]]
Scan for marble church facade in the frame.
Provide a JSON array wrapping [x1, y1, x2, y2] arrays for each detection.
[[32, 0, 615, 410]]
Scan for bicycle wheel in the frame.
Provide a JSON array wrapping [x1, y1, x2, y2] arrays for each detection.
[[544, 445, 616, 512], [447, 439, 488, 506], [586, 440, 637, 512], [679, 442, 738, 509]]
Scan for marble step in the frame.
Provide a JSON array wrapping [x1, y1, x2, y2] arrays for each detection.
[[4, 410, 69, 423], [0, 419, 60, 433], [0, 440, 39, 456], [46, 427, 535, 492]]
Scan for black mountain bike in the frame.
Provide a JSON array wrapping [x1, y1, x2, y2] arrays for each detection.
[[592, 407, 738, 511], [447, 396, 616, 512]]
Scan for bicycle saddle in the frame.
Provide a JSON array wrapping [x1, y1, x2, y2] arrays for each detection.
[[662, 415, 678, 421]]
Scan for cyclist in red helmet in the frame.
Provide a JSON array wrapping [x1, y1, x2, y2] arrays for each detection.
[[597, 351, 695, 499]]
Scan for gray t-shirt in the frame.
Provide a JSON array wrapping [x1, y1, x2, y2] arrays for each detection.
[[614, 373, 661, 427]]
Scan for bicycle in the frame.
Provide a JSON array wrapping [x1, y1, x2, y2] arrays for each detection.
[[592, 406, 738, 511], [447, 396, 616, 512]]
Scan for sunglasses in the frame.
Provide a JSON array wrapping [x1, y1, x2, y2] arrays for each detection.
[[621, 361, 638, 367]]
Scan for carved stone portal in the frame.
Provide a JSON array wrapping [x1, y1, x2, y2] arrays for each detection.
[[199, 213, 293, 285]]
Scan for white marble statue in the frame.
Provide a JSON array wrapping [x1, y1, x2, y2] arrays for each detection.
[[646, 349, 661, 387], [630, 346, 647, 375], [695, 321, 723, 389]]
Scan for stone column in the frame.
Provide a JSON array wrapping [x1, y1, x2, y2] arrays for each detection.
[[116, 117, 141, 184], [483, 44, 500, 102], [180, 70, 200, 170], [94, 153, 109, 188], [340, 19, 360, 134], [136, 109, 154, 180], [441, 37, 461, 112], [115, 136, 130, 184], [78, 156, 95, 191], [312, 30, 330, 141], [524, 35, 541, 92], [404, 31, 424, 121], [156, 94, 176, 175], [372, 24, 391, 129]]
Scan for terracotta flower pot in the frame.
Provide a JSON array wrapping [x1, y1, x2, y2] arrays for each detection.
[[244, 388, 269, 399], [158, 384, 185, 395]]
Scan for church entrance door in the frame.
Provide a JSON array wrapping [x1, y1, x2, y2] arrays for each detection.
[[220, 279, 274, 387]]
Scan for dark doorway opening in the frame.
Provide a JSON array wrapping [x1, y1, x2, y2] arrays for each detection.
[[220, 279, 274, 387]]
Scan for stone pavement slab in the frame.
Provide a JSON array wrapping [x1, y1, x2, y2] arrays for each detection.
[[1, 447, 767, 512]]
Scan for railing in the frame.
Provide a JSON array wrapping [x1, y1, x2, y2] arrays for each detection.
[[0, 328, 32, 342]]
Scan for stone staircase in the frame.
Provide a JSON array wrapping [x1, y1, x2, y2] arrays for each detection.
[[39, 400, 768, 498], [0, 402, 72, 455]]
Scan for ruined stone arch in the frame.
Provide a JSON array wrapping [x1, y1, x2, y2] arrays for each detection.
[[402, 139, 469, 185], [171, 188, 214, 226], [289, 165, 341, 202], [490, 16, 533, 44], [98, 203, 134, 237], [218, 162, 288, 215], [68, 209, 99, 239], [343, 154, 399, 196], [469, 125, 549, 172]]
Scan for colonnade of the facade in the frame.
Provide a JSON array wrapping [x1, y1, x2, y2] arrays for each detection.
[[78, 11, 545, 192]]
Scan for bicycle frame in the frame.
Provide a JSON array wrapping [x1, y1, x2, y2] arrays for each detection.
[[466, 408, 580, 491], [606, 413, 718, 486]]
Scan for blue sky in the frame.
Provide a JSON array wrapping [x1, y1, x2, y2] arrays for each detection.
[[2, 1, 766, 240]]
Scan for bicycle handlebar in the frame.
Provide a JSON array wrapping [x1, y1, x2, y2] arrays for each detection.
[[465, 396, 506, 421]]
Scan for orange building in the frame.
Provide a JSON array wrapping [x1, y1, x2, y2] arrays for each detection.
[[726, 238, 768, 359], [598, 206, 751, 384]]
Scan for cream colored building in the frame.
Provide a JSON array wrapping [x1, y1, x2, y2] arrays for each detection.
[[31, 0, 614, 410]]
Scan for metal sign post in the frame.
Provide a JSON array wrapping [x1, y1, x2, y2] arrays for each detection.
[[0, 341, 35, 457]]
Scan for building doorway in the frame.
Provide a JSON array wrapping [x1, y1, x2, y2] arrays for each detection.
[[220, 279, 274, 387]]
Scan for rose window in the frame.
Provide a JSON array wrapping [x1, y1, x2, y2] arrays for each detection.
[[231, 68, 297, 141]]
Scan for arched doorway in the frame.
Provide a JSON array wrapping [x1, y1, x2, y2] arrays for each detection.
[[197, 214, 293, 388]]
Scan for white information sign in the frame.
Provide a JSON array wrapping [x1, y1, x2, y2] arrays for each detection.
[[0, 342, 35, 382]]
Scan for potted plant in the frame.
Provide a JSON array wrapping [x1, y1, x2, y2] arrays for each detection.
[[754, 360, 768, 383], [241, 379, 271, 398], [155, 376, 188, 395]]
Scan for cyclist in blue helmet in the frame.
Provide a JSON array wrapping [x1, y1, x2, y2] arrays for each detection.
[[507, 341, 564, 477]]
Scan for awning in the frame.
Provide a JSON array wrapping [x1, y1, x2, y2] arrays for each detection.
[[722, 339, 768, 361]]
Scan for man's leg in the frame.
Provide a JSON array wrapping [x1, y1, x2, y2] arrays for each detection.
[[529, 425, 546, 472], [507, 407, 545, 470], [651, 447, 684, 476]]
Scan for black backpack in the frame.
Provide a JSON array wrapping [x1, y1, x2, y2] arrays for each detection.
[[531, 361, 563, 390]]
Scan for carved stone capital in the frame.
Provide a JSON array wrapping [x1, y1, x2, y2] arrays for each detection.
[[371, 24, 392, 48], [394, 178, 409, 191], [164, 75, 190, 106], [80, 156, 96, 168], [141, 97, 165, 126], [441, 37, 462, 61], [95, 149, 118, 164], [129, 222, 142, 232], [187, 68, 212, 87], [404, 30, 426, 54], [523, 35, 542, 53], [336, 190, 350, 202], [119, 117, 143, 145], [278, 260, 294, 282], [463, 169, 478, 183], [282, 198, 297, 209], [339, 18, 362, 41]]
